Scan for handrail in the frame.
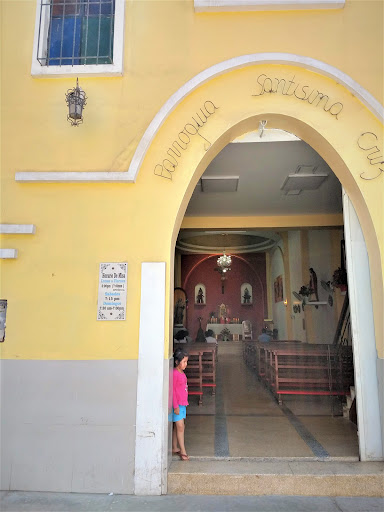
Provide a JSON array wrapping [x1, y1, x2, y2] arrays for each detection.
[[333, 293, 350, 345]]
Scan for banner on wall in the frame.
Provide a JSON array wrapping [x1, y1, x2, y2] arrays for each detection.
[[0, 299, 7, 341], [274, 275, 284, 303]]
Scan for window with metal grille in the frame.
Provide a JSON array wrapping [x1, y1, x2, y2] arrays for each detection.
[[37, 0, 115, 66]]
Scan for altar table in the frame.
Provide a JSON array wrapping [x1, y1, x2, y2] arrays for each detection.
[[205, 323, 243, 336]]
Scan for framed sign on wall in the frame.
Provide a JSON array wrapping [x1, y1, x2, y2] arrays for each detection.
[[97, 262, 127, 320]]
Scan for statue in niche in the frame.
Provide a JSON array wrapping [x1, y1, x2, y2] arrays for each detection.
[[196, 287, 204, 304], [242, 287, 251, 304], [174, 298, 185, 326], [309, 268, 319, 302]]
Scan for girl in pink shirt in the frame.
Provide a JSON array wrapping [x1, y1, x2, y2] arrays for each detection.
[[172, 348, 189, 461]]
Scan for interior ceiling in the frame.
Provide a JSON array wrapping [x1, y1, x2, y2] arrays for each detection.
[[176, 231, 280, 254], [185, 234, 266, 247], [186, 138, 342, 217], [179, 133, 343, 254]]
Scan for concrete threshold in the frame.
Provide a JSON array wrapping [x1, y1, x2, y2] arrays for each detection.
[[168, 460, 384, 497], [174, 455, 360, 462]]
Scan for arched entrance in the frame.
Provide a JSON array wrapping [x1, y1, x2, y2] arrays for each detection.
[[133, 55, 384, 494]]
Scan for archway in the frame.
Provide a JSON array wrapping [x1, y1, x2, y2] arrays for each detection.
[[134, 57, 384, 493], [169, 114, 382, 462], [172, 124, 381, 463]]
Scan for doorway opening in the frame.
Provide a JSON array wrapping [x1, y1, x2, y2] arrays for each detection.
[[172, 129, 358, 460]]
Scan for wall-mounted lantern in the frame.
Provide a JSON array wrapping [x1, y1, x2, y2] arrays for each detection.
[[65, 78, 87, 126]]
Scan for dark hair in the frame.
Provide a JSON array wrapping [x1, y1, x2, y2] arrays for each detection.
[[174, 329, 189, 341], [173, 347, 188, 367], [205, 329, 214, 337], [262, 328, 267, 333]]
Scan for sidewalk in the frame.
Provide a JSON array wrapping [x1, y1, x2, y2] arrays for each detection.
[[1, 491, 383, 512]]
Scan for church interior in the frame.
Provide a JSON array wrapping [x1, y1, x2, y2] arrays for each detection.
[[173, 129, 358, 460]]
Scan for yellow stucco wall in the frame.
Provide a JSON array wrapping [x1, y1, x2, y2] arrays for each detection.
[[1, 1, 383, 360]]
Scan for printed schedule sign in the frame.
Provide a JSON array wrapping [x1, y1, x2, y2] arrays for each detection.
[[97, 262, 127, 320]]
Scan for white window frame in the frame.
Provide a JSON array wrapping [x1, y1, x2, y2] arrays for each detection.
[[194, 0, 345, 12], [31, 0, 125, 77]]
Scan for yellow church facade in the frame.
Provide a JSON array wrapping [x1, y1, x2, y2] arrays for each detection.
[[1, 0, 383, 495]]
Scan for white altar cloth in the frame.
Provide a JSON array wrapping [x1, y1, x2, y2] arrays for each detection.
[[206, 323, 243, 336]]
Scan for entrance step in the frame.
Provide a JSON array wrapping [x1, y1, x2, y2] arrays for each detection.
[[168, 460, 384, 497]]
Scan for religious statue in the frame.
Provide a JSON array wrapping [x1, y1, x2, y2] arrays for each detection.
[[196, 287, 204, 304], [243, 287, 251, 304], [309, 268, 319, 302], [219, 303, 227, 319], [174, 298, 185, 326]]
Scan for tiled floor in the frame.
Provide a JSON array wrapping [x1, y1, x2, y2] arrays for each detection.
[[184, 342, 359, 459]]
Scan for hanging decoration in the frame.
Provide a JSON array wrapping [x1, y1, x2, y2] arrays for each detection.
[[214, 234, 232, 294]]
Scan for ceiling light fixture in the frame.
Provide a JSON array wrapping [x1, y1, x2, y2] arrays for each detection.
[[200, 176, 239, 192], [281, 165, 328, 195], [215, 234, 232, 294], [217, 251, 232, 273]]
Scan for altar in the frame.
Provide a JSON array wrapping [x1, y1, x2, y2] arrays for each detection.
[[206, 323, 243, 336]]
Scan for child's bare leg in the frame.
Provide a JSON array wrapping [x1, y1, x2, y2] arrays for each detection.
[[172, 423, 179, 452], [175, 418, 188, 457]]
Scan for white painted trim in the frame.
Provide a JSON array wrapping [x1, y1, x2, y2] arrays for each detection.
[[134, 262, 167, 495], [0, 249, 18, 259], [17, 53, 384, 183], [0, 224, 36, 234], [15, 172, 135, 183], [194, 0, 345, 12], [31, 0, 125, 77], [343, 191, 383, 461], [233, 129, 301, 142]]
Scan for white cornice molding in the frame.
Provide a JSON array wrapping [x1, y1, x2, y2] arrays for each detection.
[[0, 249, 18, 259], [0, 224, 36, 234], [15, 171, 136, 183], [16, 53, 384, 184], [194, 1, 345, 12]]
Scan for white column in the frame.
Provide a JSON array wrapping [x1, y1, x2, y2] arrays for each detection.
[[343, 191, 383, 461], [134, 262, 168, 494]]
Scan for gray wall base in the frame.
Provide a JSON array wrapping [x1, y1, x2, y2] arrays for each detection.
[[1, 360, 137, 493]]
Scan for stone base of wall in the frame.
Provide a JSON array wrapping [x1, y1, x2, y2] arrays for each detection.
[[1, 360, 138, 493]]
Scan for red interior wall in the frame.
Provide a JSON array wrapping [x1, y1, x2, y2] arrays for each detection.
[[181, 253, 267, 339]]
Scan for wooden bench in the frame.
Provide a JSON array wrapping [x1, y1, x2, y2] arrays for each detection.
[[265, 344, 346, 404], [174, 343, 217, 405], [244, 341, 351, 405]]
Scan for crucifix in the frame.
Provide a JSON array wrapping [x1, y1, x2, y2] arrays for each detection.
[[220, 275, 226, 294], [214, 267, 230, 294]]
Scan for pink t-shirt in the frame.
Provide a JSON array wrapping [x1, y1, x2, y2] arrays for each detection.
[[173, 368, 189, 409]]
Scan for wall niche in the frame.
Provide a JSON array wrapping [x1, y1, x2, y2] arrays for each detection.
[[241, 283, 253, 305], [195, 283, 206, 305]]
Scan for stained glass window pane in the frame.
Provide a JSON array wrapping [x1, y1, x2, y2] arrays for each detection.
[[42, 0, 115, 66]]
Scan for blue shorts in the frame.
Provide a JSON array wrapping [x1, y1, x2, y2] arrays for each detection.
[[170, 405, 187, 422]]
